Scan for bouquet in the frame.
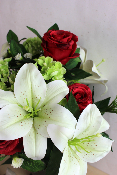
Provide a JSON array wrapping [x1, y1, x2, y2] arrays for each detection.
[[0, 23, 116, 175]]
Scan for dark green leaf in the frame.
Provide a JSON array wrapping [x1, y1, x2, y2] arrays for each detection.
[[19, 38, 27, 42], [64, 68, 92, 80], [45, 146, 62, 175], [75, 48, 80, 54], [18, 154, 45, 173], [7, 30, 18, 43], [65, 57, 81, 70], [42, 138, 54, 166], [58, 98, 67, 107], [27, 26, 42, 40], [1, 157, 12, 165], [101, 132, 112, 140], [19, 154, 45, 172], [95, 97, 111, 115], [10, 40, 24, 57], [0, 156, 7, 161], [47, 23, 59, 31], [101, 132, 113, 152], [19, 44, 27, 54], [65, 91, 80, 120]]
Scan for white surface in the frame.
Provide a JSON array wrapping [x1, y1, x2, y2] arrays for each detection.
[[0, 0, 117, 174]]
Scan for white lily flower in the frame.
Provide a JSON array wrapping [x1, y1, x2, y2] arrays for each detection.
[[47, 104, 113, 175], [78, 46, 108, 94], [0, 63, 77, 160], [77, 46, 87, 69], [0, 42, 10, 58]]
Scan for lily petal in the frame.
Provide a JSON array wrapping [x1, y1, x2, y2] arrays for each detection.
[[77, 46, 87, 69], [83, 60, 100, 78], [70, 146, 87, 175], [0, 104, 33, 140], [23, 126, 47, 160], [14, 63, 46, 108], [73, 104, 109, 139], [74, 136, 113, 163], [42, 80, 69, 106], [58, 144, 87, 175], [0, 90, 18, 108], [47, 124, 74, 152], [34, 103, 77, 138]]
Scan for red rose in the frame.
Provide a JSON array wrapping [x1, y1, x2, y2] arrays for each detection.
[[66, 83, 92, 112], [41, 30, 79, 65], [0, 138, 23, 155]]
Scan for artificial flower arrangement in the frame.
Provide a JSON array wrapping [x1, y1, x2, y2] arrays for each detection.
[[0, 23, 116, 175]]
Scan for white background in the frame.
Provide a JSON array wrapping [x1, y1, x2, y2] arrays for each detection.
[[0, 0, 117, 174]]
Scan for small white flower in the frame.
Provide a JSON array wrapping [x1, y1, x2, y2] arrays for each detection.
[[15, 53, 22, 60], [11, 157, 24, 168], [24, 53, 32, 59], [0, 63, 76, 160], [47, 104, 113, 175]]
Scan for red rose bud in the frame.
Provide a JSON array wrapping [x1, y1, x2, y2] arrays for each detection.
[[41, 30, 79, 65], [66, 83, 92, 113], [0, 138, 23, 155]]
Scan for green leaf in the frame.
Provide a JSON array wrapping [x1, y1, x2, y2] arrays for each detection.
[[19, 154, 45, 172], [19, 44, 27, 54], [10, 40, 24, 57], [0, 156, 7, 161], [95, 97, 111, 115], [42, 138, 54, 166], [1, 157, 12, 165], [27, 26, 42, 40], [65, 57, 81, 69], [19, 38, 27, 43], [7, 30, 18, 43], [45, 146, 62, 175], [58, 98, 67, 107], [75, 48, 80, 54], [101, 132, 113, 152], [47, 23, 59, 31], [64, 68, 92, 80], [65, 91, 80, 120]]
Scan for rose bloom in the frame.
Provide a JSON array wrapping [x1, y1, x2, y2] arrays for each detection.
[[41, 30, 79, 65], [0, 138, 23, 155], [66, 83, 92, 112]]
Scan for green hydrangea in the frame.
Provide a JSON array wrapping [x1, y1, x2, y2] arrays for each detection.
[[23, 37, 43, 56], [35, 56, 66, 82], [9, 70, 17, 91], [0, 58, 12, 90]]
